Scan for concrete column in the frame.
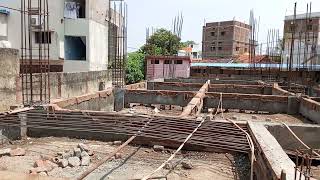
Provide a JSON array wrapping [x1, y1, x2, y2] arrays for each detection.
[[0, 48, 19, 112], [113, 88, 126, 112], [19, 113, 27, 139]]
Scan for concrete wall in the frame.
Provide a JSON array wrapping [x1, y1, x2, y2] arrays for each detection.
[[248, 122, 302, 180], [62, 90, 114, 112], [48, 70, 112, 100], [0, 48, 19, 112], [125, 90, 195, 107], [267, 124, 320, 151], [299, 97, 320, 124], [164, 78, 261, 85], [147, 82, 273, 94], [204, 93, 291, 114]]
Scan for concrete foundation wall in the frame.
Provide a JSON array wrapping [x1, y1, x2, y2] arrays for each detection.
[[299, 98, 320, 124], [53, 89, 114, 112], [204, 93, 290, 113], [125, 90, 195, 107], [0, 48, 19, 112], [267, 124, 320, 151], [164, 78, 260, 85]]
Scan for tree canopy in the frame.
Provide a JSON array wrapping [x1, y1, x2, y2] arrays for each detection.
[[180, 40, 196, 48], [125, 51, 145, 84], [141, 28, 181, 56]]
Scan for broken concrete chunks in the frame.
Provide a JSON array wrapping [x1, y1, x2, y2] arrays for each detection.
[[10, 148, 26, 156], [68, 157, 80, 167], [153, 145, 165, 152], [113, 141, 122, 146], [62, 151, 73, 159], [73, 148, 81, 158], [181, 161, 193, 170], [58, 159, 68, 168], [115, 153, 122, 159], [81, 156, 90, 166], [0, 148, 11, 156], [34, 160, 57, 172], [252, 115, 258, 120], [81, 151, 89, 158], [78, 143, 89, 152]]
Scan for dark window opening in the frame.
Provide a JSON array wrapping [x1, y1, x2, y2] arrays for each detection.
[[210, 46, 215, 51], [245, 48, 248, 52], [65, 36, 86, 61], [221, 31, 226, 36], [174, 60, 183, 64], [210, 32, 215, 36], [151, 60, 160, 64], [236, 47, 240, 51], [218, 42, 222, 44], [35, 32, 51, 44], [307, 25, 313, 31], [164, 60, 171, 64], [218, 47, 222, 50]]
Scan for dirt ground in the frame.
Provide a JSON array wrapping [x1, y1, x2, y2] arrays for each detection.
[[0, 137, 250, 180], [122, 105, 312, 124]]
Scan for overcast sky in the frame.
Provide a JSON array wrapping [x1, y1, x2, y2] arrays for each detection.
[[126, 0, 320, 52]]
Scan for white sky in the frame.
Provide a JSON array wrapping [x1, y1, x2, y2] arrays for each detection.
[[126, 0, 320, 51]]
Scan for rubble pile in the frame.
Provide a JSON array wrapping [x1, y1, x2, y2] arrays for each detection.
[[29, 143, 94, 176], [0, 148, 26, 157]]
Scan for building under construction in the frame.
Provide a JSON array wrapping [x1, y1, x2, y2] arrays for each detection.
[[0, 1, 320, 180]]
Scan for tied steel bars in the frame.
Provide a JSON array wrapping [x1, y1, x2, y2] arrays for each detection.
[[20, 0, 51, 106], [109, 0, 127, 88]]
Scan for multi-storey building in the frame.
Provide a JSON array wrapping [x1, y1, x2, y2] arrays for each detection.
[[283, 12, 320, 68], [202, 20, 251, 59], [1, 0, 125, 72]]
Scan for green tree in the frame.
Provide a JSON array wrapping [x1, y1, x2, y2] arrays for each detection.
[[141, 28, 181, 56], [125, 51, 145, 84]]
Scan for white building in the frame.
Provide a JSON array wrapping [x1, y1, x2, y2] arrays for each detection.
[[1, 0, 124, 72]]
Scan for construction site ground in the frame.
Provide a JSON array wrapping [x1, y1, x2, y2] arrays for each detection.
[[0, 137, 250, 180]]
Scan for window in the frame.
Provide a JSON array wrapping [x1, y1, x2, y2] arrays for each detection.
[[218, 47, 222, 50], [35, 32, 51, 44], [164, 60, 171, 64], [65, 36, 86, 60], [174, 60, 183, 64], [236, 47, 240, 51], [307, 25, 313, 31], [151, 60, 160, 64], [210, 32, 215, 36], [244, 48, 248, 52], [221, 31, 226, 36], [218, 42, 222, 44], [210, 46, 216, 51]]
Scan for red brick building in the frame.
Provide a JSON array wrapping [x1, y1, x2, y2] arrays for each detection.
[[146, 56, 191, 80], [202, 20, 251, 59]]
